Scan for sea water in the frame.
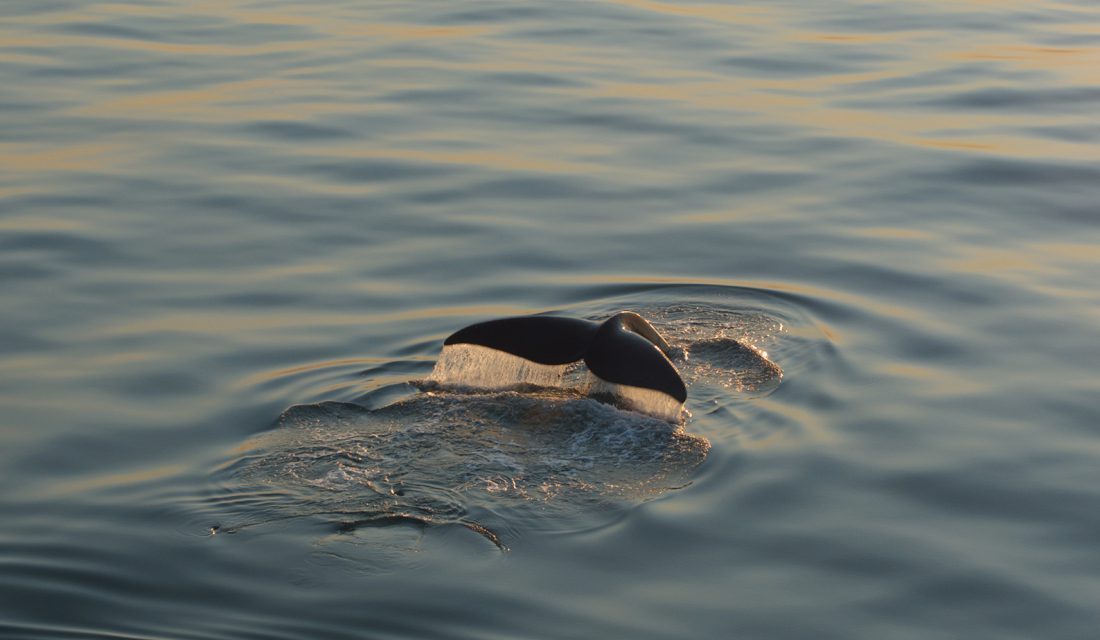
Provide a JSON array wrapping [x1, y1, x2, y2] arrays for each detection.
[[1, 1, 1099, 638]]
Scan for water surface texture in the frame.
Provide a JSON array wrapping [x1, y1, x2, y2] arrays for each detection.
[[2, 1, 1099, 638]]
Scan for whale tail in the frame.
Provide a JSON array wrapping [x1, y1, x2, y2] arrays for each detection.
[[441, 312, 687, 404]]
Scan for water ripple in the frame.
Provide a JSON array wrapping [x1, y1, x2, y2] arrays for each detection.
[[2, 0, 1099, 637]]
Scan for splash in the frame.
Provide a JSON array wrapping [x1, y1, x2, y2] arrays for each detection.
[[587, 375, 687, 423], [628, 304, 786, 395], [427, 342, 686, 422], [210, 393, 710, 553], [683, 338, 783, 393], [425, 309, 783, 419], [429, 343, 570, 390]]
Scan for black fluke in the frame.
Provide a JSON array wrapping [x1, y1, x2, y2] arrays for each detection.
[[443, 312, 687, 403]]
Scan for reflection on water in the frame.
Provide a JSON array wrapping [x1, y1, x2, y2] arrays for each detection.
[[2, 0, 1099, 638]]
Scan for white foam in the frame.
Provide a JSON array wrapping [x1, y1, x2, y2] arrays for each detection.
[[587, 375, 686, 424], [428, 344, 569, 390]]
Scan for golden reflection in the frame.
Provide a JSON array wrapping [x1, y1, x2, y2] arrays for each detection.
[[943, 246, 1062, 278], [95, 0, 497, 42], [330, 23, 495, 40], [69, 77, 343, 121], [58, 37, 318, 57], [852, 227, 937, 240], [0, 23, 317, 56], [948, 42, 1100, 89], [796, 32, 903, 44], [228, 175, 379, 197], [0, 142, 128, 173], [89, 351, 156, 367], [0, 186, 41, 199], [347, 303, 545, 324], [9, 0, 1094, 164], [41, 463, 188, 498], [539, 274, 942, 329], [739, 401, 836, 448], [877, 363, 988, 395], [101, 312, 361, 335], [674, 197, 816, 224], [0, 51, 51, 65], [937, 243, 1100, 303], [567, 73, 1094, 160], [915, 139, 998, 152], [955, 44, 1096, 64], [102, 304, 537, 337], [6, 5, 495, 45], [4, 0, 1096, 170], [0, 216, 88, 231], [96, 3, 169, 17], [604, 0, 776, 24], [233, 357, 390, 389], [1034, 243, 1100, 264], [128, 262, 337, 287], [369, 149, 597, 175]]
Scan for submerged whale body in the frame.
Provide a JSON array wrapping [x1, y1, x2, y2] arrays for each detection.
[[439, 311, 687, 407]]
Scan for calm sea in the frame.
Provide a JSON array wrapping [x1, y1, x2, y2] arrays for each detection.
[[2, 1, 1099, 638]]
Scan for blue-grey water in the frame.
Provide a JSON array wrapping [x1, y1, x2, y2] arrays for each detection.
[[2, 1, 1099, 638]]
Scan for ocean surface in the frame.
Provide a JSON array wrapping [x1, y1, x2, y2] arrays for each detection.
[[2, 1, 1099, 638]]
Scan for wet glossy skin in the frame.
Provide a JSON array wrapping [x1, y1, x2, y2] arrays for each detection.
[[444, 312, 687, 402]]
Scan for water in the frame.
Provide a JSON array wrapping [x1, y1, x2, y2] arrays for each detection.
[[2, 0, 1099, 638]]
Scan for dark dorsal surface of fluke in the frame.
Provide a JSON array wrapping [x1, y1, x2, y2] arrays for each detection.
[[443, 315, 597, 366], [443, 312, 687, 403]]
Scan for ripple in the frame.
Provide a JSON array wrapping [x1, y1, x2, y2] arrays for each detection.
[[210, 394, 710, 553], [718, 55, 860, 77], [242, 120, 353, 141], [3, 0, 1099, 637], [922, 157, 1100, 186]]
